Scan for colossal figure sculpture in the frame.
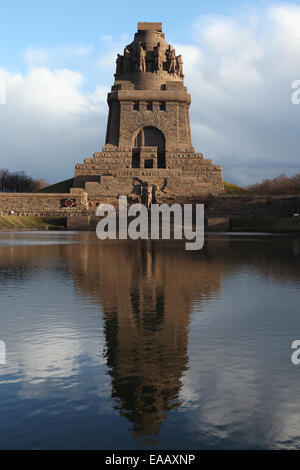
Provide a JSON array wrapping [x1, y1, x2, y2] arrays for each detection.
[[166, 45, 176, 74], [138, 44, 146, 73], [123, 47, 132, 72], [73, 22, 224, 208], [115, 54, 123, 77], [153, 42, 163, 72], [176, 55, 183, 79]]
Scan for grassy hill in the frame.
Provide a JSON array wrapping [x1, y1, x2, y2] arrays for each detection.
[[37, 178, 74, 193], [224, 182, 248, 194]]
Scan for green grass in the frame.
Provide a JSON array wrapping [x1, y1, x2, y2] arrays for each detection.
[[0, 216, 67, 229], [230, 217, 300, 231], [36, 178, 74, 193], [224, 182, 248, 194]]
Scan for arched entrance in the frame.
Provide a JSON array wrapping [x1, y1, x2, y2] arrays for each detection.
[[132, 126, 166, 169]]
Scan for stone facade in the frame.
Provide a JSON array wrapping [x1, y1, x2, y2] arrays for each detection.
[[73, 22, 224, 206]]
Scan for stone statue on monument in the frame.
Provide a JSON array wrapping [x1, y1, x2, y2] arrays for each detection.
[[123, 46, 132, 72], [141, 182, 154, 208], [166, 45, 176, 74], [153, 42, 163, 72], [115, 54, 123, 77], [138, 44, 146, 72], [176, 55, 183, 78]]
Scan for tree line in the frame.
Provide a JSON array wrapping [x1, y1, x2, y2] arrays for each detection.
[[0, 169, 49, 193], [247, 173, 300, 195]]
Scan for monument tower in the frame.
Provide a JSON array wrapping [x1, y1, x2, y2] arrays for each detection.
[[73, 22, 224, 209]]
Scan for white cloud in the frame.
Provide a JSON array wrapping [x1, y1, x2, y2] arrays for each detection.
[[22, 45, 92, 67], [1, 5, 300, 185], [0, 66, 108, 182], [23, 47, 49, 66], [176, 5, 300, 184], [61, 45, 92, 57]]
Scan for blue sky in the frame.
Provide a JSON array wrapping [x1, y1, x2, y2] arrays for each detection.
[[1, 0, 300, 184], [1, 0, 298, 87]]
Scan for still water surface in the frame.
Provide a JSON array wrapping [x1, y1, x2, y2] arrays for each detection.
[[0, 231, 300, 449]]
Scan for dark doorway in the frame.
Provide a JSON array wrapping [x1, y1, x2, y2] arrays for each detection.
[[133, 127, 166, 169], [132, 151, 140, 168], [158, 151, 166, 169]]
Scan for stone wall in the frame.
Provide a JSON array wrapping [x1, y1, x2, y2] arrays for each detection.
[[1, 192, 298, 226], [0, 190, 88, 216], [206, 194, 300, 218]]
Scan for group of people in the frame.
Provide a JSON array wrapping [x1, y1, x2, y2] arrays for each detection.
[[115, 42, 184, 78]]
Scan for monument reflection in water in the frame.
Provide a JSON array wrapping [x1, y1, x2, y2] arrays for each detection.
[[1, 232, 300, 449], [65, 237, 222, 441]]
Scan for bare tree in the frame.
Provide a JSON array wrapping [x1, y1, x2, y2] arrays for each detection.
[[248, 173, 300, 195], [0, 169, 49, 193]]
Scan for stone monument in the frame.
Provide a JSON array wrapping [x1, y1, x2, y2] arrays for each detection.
[[73, 22, 224, 209]]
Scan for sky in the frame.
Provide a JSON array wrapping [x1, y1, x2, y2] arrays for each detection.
[[1, 0, 300, 185]]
